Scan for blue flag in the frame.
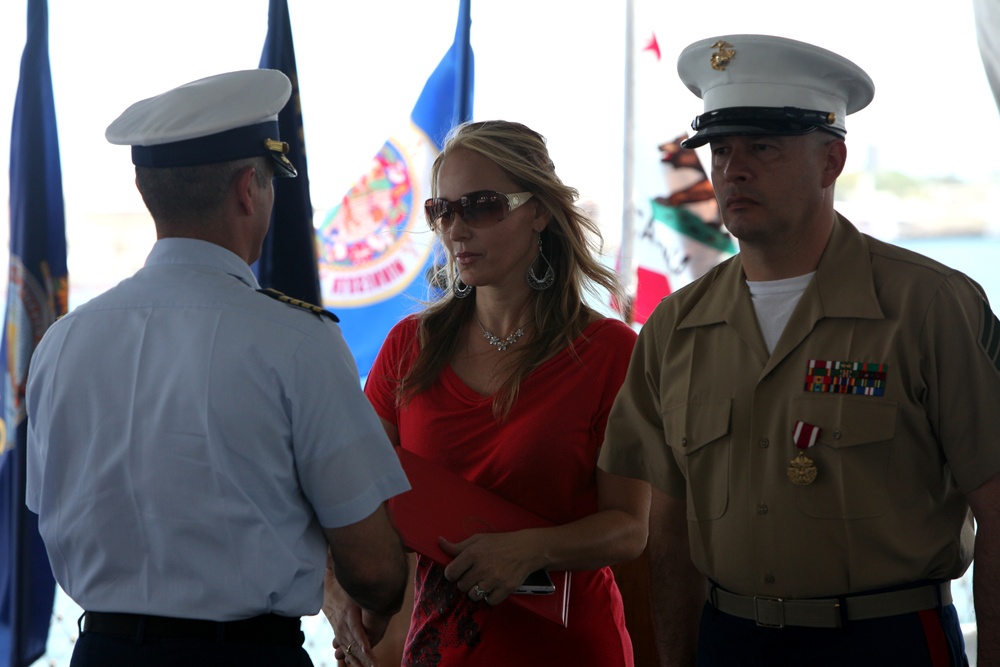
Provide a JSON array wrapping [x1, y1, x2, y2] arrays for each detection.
[[254, 0, 323, 305], [316, 0, 474, 377], [0, 1, 68, 665]]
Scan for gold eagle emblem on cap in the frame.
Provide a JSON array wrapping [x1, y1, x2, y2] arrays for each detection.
[[264, 138, 289, 155], [710, 41, 736, 71]]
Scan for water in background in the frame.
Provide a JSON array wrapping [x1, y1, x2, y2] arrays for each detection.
[[894, 235, 1000, 305], [28, 234, 997, 666]]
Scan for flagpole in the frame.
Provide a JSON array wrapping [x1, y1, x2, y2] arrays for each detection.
[[453, 0, 473, 124], [620, 0, 636, 322]]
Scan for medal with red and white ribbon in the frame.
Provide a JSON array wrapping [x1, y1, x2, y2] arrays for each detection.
[[787, 421, 820, 485]]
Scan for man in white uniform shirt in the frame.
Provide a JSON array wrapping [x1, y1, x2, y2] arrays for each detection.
[[25, 69, 410, 667]]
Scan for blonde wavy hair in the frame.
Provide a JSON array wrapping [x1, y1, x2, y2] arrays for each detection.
[[394, 120, 625, 420]]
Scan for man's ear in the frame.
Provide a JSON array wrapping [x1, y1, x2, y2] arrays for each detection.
[[821, 138, 847, 189], [234, 165, 258, 216]]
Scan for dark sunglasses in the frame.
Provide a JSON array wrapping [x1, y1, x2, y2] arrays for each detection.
[[424, 190, 533, 229]]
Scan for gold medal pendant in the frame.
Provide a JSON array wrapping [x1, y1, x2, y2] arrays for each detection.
[[787, 452, 818, 486]]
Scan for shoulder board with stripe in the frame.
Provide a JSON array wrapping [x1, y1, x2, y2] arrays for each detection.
[[257, 288, 339, 322], [980, 298, 1000, 374]]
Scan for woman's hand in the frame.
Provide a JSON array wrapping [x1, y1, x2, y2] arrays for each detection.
[[439, 530, 545, 605], [436, 472, 651, 608]]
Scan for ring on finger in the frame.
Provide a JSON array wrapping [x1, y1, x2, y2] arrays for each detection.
[[472, 584, 489, 600], [345, 642, 354, 656]]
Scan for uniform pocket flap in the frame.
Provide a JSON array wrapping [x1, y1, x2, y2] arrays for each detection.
[[663, 398, 733, 454], [792, 395, 897, 449]]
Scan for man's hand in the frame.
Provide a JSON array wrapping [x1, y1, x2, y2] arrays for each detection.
[[325, 552, 394, 667]]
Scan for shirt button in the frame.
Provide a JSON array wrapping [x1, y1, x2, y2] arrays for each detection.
[[834, 431, 842, 440], [681, 437, 688, 446], [758, 437, 769, 449], [764, 574, 775, 584], [756, 504, 768, 515]]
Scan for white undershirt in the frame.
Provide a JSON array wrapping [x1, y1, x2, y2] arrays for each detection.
[[746, 272, 816, 354]]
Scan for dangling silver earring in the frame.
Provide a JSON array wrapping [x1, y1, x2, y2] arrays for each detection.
[[527, 236, 555, 290], [453, 262, 473, 299]]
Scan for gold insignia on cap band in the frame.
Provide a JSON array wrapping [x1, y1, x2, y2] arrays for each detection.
[[264, 138, 289, 154], [710, 41, 736, 71], [825, 112, 837, 125]]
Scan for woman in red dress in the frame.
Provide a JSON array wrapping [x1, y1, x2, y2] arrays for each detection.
[[327, 120, 650, 666]]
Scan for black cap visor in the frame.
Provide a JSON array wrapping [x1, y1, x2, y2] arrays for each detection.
[[681, 106, 844, 149], [265, 142, 298, 178]]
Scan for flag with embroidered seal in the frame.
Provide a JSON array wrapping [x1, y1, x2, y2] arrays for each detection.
[[0, 2, 68, 664], [316, 0, 473, 377]]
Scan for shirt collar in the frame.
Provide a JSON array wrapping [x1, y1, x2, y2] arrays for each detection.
[[679, 213, 884, 329], [144, 238, 261, 289]]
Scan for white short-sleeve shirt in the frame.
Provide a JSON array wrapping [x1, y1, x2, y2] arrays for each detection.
[[26, 238, 409, 620]]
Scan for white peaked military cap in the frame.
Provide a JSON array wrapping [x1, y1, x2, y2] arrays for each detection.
[[677, 34, 875, 149], [105, 69, 297, 177]]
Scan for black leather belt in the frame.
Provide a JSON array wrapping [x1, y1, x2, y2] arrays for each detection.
[[81, 612, 304, 646], [708, 581, 951, 629]]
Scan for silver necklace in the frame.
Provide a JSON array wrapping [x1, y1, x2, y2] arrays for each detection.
[[473, 313, 525, 352]]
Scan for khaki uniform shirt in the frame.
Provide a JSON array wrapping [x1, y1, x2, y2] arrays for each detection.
[[600, 215, 1000, 598]]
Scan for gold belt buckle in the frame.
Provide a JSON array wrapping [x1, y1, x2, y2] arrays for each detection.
[[753, 595, 785, 628]]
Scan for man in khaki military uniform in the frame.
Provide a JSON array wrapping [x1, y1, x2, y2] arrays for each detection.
[[600, 34, 1000, 666]]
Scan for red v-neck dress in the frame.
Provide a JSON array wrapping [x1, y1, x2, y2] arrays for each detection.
[[365, 316, 638, 666]]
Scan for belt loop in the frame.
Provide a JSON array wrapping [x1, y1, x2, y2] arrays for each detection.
[[708, 581, 720, 616], [837, 595, 849, 628], [77, 611, 86, 636], [934, 579, 944, 612]]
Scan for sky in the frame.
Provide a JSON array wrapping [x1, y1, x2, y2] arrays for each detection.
[[0, 0, 998, 295]]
